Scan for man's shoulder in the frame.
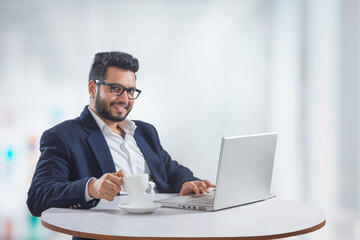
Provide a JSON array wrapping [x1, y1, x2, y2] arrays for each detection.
[[46, 117, 83, 135], [133, 120, 155, 129], [133, 120, 158, 136]]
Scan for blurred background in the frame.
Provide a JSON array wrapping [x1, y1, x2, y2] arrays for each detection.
[[0, 0, 359, 239]]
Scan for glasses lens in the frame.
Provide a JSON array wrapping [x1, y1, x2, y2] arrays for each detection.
[[110, 85, 124, 95], [128, 90, 140, 99]]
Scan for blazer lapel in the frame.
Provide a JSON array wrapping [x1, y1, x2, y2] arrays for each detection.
[[80, 106, 116, 174], [86, 133, 116, 174], [134, 133, 163, 178]]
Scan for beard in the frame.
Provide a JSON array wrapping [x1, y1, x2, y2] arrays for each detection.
[[94, 91, 132, 122]]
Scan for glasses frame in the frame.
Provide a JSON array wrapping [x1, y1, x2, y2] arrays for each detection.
[[94, 79, 142, 100]]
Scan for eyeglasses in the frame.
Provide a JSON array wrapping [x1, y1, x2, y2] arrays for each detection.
[[94, 80, 142, 100]]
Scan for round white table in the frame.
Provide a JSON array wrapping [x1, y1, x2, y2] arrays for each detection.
[[41, 194, 326, 240]]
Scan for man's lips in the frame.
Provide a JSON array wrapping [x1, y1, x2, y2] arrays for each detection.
[[111, 103, 129, 113]]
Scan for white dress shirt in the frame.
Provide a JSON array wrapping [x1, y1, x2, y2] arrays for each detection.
[[85, 107, 157, 201]]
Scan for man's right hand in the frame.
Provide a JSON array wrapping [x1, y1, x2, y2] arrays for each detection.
[[88, 170, 126, 201]]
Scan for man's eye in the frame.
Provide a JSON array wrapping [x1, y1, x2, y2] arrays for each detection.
[[111, 86, 121, 91]]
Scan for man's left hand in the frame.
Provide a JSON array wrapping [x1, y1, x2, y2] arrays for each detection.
[[179, 180, 215, 197]]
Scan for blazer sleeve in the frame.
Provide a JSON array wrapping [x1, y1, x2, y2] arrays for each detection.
[[26, 129, 99, 217]]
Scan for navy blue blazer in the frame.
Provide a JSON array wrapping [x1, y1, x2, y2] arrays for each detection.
[[27, 106, 199, 217]]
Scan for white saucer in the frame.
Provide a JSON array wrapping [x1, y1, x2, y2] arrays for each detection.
[[118, 202, 161, 214]]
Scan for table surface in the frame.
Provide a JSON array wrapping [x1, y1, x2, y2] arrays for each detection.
[[41, 194, 326, 240]]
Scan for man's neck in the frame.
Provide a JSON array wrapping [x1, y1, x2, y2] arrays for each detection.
[[89, 105, 125, 138]]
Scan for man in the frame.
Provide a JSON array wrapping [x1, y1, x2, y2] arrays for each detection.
[[27, 51, 214, 220]]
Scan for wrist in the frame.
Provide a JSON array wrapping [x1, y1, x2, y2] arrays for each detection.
[[88, 178, 97, 198]]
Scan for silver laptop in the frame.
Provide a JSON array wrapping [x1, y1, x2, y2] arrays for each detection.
[[155, 133, 278, 211]]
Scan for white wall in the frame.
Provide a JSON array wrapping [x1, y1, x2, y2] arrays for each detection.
[[0, 0, 359, 239]]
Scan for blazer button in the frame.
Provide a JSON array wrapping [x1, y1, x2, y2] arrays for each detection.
[[77, 203, 81, 208]]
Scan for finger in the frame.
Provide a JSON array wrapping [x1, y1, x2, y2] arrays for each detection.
[[198, 181, 208, 191], [114, 170, 126, 178], [180, 183, 193, 196], [202, 185, 210, 193], [180, 182, 193, 196], [97, 187, 114, 201], [194, 188, 201, 197], [105, 183, 119, 198], [119, 170, 126, 177], [203, 179, 216, 188], [197, 184, 204, 193], [107, 173, 122, 186], [104, 179, 120, 196], [202, 179, 210, 186], [104, 192, 115, 201], [192, 183, 201, 197], [198, 187, 206, 194], [179, 188, 186, 196], [112, 170, 125, 186], [197, 182, 210, 194], [112, 184, 121, 193]]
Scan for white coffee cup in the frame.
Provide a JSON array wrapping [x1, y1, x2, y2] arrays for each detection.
[[122, 174, 148, 196]]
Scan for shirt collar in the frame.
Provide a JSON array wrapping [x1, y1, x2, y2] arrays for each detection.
[[88, 106, 137, 136]]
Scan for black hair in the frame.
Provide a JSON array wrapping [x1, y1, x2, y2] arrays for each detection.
[[88, 51, 139, 81]]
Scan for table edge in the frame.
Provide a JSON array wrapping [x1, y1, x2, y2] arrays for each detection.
[[41, 218, 326, 240]]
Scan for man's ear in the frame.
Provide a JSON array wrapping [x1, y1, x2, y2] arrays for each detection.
[[88, 80, 96, 98]]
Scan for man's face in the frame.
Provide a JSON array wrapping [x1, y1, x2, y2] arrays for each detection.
[[92, 66, 137, 123]]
